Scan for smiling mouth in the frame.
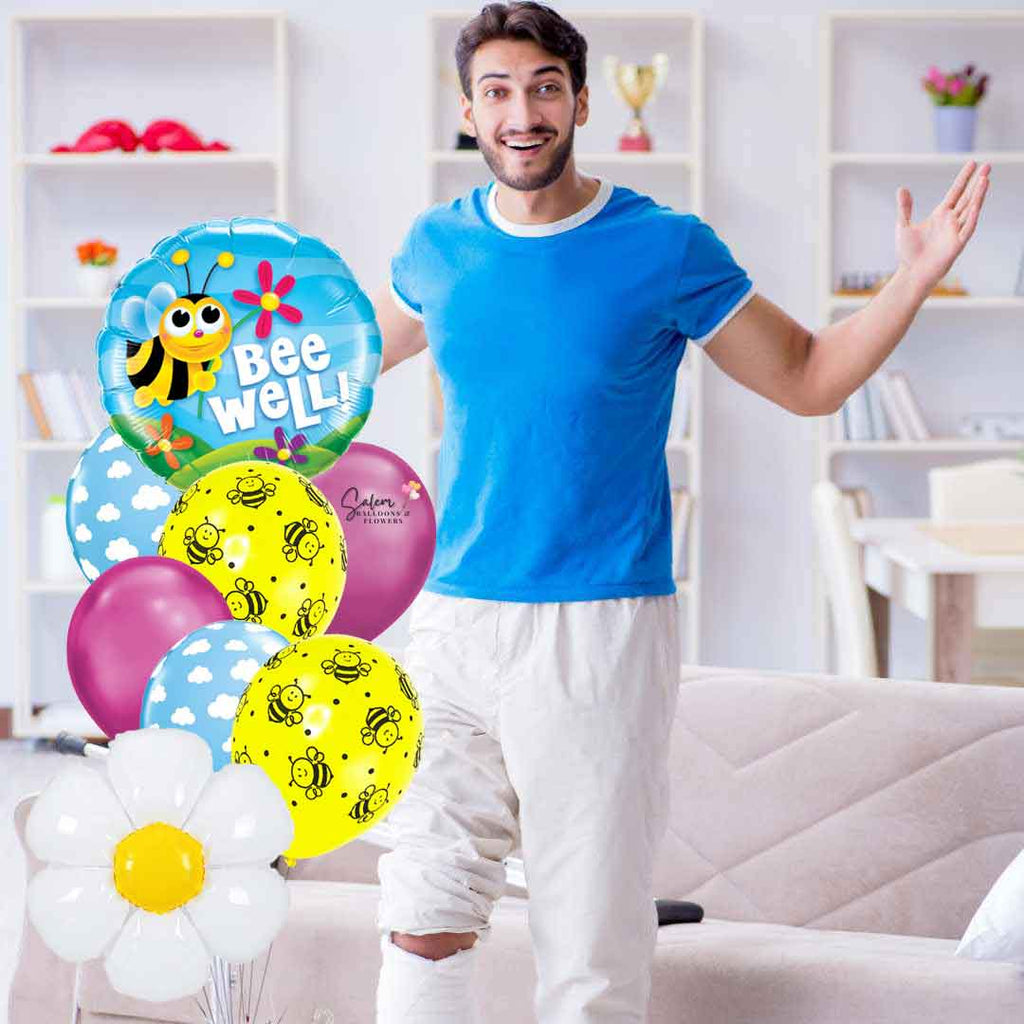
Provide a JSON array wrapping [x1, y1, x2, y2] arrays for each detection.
[[501, 135, 553, 155]]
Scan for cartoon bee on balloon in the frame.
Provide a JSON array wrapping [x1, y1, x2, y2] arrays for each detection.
[[118, 248, 235, 409]]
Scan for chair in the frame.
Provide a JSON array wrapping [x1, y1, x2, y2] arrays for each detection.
[[929, 458, 1024, 685], [811, 480, 878, 677]]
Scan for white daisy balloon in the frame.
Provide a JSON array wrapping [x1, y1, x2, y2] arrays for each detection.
[[25, 728, 293, 1003]]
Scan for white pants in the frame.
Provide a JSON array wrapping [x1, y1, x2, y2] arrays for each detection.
[[375, 589, 682, 1023]]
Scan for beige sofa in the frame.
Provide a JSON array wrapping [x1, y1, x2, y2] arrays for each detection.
[[11, 664, 1024, 1023]]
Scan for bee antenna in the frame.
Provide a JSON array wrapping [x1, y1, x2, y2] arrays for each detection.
[[201, 262, 218, 294]]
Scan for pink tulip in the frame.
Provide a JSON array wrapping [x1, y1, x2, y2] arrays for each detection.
[[947, 77, 964, 95], [927, 65, 946, 88]]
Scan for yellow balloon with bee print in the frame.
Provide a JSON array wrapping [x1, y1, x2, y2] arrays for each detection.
[[158, 460, 346, 642], [230, 634, 423, 862]]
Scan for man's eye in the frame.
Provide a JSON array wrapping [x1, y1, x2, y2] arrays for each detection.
[[538, 83, 559, 94]]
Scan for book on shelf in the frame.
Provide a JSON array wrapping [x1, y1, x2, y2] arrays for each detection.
[[668, 364, 691, 441], [670, 485, 691, 580], [19, 369, 102, 443], [837, 369, 931, 443]]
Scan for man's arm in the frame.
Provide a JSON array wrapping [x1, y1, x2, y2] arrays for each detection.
[[373, 284, 428, 374], [702, 159, 990, 417]]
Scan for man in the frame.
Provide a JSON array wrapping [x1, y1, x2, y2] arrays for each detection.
[[371, 3, 990, 1021]]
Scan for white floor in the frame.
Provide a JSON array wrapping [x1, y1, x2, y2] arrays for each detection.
[[1, 740, 66, 1024]]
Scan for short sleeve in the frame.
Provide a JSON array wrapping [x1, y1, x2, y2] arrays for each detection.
[[389, 217, 425, 322], [672, 217, 755, 346]]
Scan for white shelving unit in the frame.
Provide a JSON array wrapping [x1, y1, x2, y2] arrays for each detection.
[[7, 10, 289, 737], [423, 10, 705, 662], [814, 10, 1024, 674]]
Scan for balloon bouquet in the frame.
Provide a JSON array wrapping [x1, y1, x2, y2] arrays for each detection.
[[27, 218, 437, 1018]]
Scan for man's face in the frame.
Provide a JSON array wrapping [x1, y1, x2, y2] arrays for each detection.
[[461, 38, 589, 192]]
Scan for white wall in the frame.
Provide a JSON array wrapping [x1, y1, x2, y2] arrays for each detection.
[[1, 0, 1018, 710]]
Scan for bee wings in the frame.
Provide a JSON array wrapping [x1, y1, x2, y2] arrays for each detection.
[[120, 281, 178, 338]]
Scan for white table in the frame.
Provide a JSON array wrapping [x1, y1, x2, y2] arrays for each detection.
[[848, 517, 1024, 683]]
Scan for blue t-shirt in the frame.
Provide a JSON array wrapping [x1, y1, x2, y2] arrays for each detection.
[[390, 174, 755, 603]]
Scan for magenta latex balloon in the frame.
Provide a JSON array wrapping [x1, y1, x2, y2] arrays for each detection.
[[314, 442, 436, 640], [67, 557, 232, 738]]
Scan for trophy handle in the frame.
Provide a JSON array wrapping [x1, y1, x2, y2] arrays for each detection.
[[651, 52, 670, 95], [603, 55, 628, 109]]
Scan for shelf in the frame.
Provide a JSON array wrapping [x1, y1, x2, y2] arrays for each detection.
[[18, 440, 88, 452], [828, 151, 1024, 167], [24, 580, 87, 595], [430, 149, 693, 167], [17, 297, 107, 309], [16, 701, 101, 741], [828, 295, 1024, 312], [826, 439, 1024, 455], [18, 152, 281, 168]]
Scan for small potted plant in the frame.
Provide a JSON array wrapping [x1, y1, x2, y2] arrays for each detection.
[[922, 63, 989, 153], [75, 238, 118, 298]]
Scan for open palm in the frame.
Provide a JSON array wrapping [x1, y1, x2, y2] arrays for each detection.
[[895, 159, 991, 290]]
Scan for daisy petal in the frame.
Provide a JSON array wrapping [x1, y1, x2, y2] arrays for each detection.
[[27, 865, 129, 962], [184, 763, 293, 866], [252, 446, 276, 460], [26, 763, 130, 866], [276, 303, 302, 323], [232, 289, 261, 306], [273, 425, 288, 448], [104, 908, 211, 1002], [107, 729, 212, 829], [291, 449, 309, 465], [256, 310, 273, 339], [274, 274, 296, 297], [257, 259, 273, 293], [289, 433, 307, 450], [186, 865, 288, 962]]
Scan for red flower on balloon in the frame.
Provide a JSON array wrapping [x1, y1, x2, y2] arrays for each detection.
[[232, 260, 303, 339], [143, 414, 194, 470]]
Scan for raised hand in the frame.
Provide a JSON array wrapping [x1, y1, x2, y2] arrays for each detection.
[[895, 159, 991, 291]]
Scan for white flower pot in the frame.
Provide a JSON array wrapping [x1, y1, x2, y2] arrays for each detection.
[[76, 263, 116, 299]]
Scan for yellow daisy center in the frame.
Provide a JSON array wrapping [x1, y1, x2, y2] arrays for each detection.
[[276, 448, 291, 461], [157, 438, 173, 453], [112, 822, 205, 914], [260, 292, 281, 312]]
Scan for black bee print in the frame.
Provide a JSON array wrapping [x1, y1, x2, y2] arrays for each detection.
[[396, 664, 420, 711], [267, 682, 308, 726], [349, 782, 391, 824], [322, 649, 372, 684], [233, 745, 252, 764], [225, 578, 267, 623], [293, 597, 327, 639], [265, 644, 298, 670], [227, 472, 277, 509], [305, 481, 330, 511], [289, 745, 333, 799], [361, 705, 402, 751], [183, 518, 224, 565], [171, 480, 200, 516], [282, 518, 324, 565], [413, 732, 422, 769]]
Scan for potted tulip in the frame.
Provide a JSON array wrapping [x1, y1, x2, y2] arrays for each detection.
[[922, 63, 989, 153], [75, 238, 118, 298]]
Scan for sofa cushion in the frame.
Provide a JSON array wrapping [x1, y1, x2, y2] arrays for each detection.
[[660, 666, 1024, 939], [75, 882, 1024, 1024]]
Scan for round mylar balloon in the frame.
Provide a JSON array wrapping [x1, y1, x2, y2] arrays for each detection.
[[140, 620, 289, 768], [66, 426, 178, 582], [231, 635, 423, 862], [97, 217, 380, 489], [158, 461, 346, 642]]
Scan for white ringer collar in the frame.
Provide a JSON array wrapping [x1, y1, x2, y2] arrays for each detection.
[[486, 174, 612, 237]]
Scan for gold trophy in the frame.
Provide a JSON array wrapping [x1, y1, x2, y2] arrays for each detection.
[[603, 53, 669, 152]]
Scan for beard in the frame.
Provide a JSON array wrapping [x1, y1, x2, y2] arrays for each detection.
[[475, 106, 577, 192]]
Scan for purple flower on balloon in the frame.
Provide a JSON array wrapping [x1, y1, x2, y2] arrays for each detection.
[[254, 426, 309, 465]]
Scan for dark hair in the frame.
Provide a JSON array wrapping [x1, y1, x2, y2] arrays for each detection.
[[455, 2, 587, 100]]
